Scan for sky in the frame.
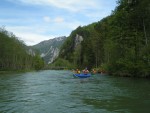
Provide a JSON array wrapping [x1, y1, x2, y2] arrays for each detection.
[[0, 0, 117, 45]]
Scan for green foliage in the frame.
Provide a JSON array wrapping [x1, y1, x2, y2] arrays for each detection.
[[33, 55, 45, 70], [57, 0, 150, 77], [0, 27, 45, 71], [49, 58, 74, 69]]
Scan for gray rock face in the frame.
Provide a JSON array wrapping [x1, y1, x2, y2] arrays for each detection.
[[27, 48, 36, 56], [74, 34, 83, 49]]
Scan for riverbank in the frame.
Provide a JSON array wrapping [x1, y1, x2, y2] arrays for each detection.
[[109, 71, 150, 78], [0, 70, 35, 75]]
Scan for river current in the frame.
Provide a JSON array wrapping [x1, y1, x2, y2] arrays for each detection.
[[0, 70, 150, 113]]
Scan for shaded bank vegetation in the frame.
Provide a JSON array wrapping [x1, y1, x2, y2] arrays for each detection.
[[0, 27, 44, 71], [57, 0, 150, 77]]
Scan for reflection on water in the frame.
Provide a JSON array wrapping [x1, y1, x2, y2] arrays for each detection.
[[0, 70, 150, 113]]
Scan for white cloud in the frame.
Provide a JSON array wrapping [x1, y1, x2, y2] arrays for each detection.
[[10, 0, 100, 12], [43, 16, 64, 23], [54, 17, 64, 23], [4, 20, 82, 45], [2, 0, 117, 45], [18, 33, 55, 45], [43, 16, 51, 22], [6, 26, 56, 45]]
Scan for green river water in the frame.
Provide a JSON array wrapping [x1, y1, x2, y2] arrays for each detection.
[[0, 70, 150, 113]]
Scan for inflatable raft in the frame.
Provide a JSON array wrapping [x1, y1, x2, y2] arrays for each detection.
[[73, 73, 91, 78]]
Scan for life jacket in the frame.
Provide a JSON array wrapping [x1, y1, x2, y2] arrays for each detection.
[[77, 70, 80, 74]]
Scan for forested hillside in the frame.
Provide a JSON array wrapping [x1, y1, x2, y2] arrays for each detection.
[[0, 27, 44, 71], [57, 0, 150, 77]]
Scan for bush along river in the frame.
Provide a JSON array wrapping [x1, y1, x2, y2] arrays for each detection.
[[0, 70, 150, 113]]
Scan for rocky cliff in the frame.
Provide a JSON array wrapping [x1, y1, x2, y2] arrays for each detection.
[[31, 36, 67, 64]]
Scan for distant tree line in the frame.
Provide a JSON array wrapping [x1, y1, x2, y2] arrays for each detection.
[[0, 27, 44, 71], [58, 0, 150, 77]]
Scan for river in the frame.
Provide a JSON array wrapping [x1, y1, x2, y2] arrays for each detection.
[[0, 70, 150, 113]]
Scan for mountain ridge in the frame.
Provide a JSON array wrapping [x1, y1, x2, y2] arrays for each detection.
[[31, 36, 67, 64]]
